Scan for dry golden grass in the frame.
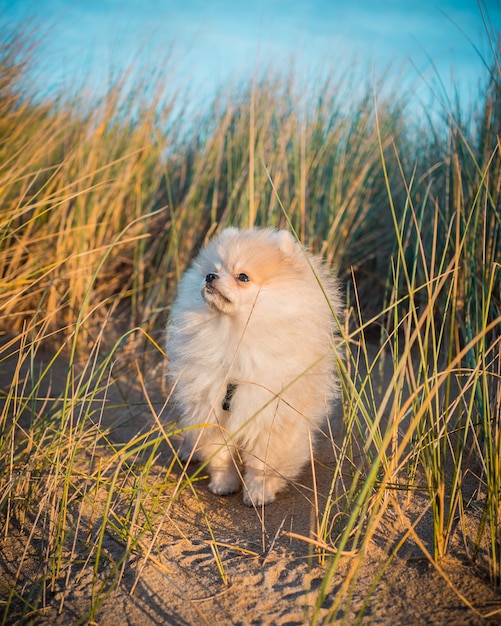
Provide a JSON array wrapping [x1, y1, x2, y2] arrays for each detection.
[[0, 22, 500, 624]]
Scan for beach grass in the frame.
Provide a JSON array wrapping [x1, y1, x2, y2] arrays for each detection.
[[0, 20, 500, 624]]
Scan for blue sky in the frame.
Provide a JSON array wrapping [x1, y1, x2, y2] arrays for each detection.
[[3, 0, 500, 116]]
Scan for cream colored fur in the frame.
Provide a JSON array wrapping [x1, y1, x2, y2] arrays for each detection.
[[166, 227, 341, 506]]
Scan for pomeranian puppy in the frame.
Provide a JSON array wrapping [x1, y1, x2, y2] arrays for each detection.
[[166, 227, 341, 506]]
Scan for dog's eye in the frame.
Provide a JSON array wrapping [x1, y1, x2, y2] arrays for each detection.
[[235, 273, 250, 282]]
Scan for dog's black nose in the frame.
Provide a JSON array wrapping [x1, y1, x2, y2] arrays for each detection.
[[206, 273, 218, 284]]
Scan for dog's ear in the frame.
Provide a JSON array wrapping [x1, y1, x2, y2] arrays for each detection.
[[217, 227, 240, 242], [274, 229, 298, 257]]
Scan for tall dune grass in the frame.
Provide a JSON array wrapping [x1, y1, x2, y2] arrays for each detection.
[[0, 21, 500, 624]]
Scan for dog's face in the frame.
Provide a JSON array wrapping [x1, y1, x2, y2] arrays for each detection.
[[197, 227, 298, 316], [201, 268, 257, 314]]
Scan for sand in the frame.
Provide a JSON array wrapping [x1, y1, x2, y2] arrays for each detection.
[[1, 340, 501, 625]]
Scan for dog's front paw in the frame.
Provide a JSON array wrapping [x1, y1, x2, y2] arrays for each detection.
[[242, 475, 281, 506], [208, 469, 241, 496]]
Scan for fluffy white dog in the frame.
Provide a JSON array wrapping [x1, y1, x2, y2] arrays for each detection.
[[166, 227, 341, 506]]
